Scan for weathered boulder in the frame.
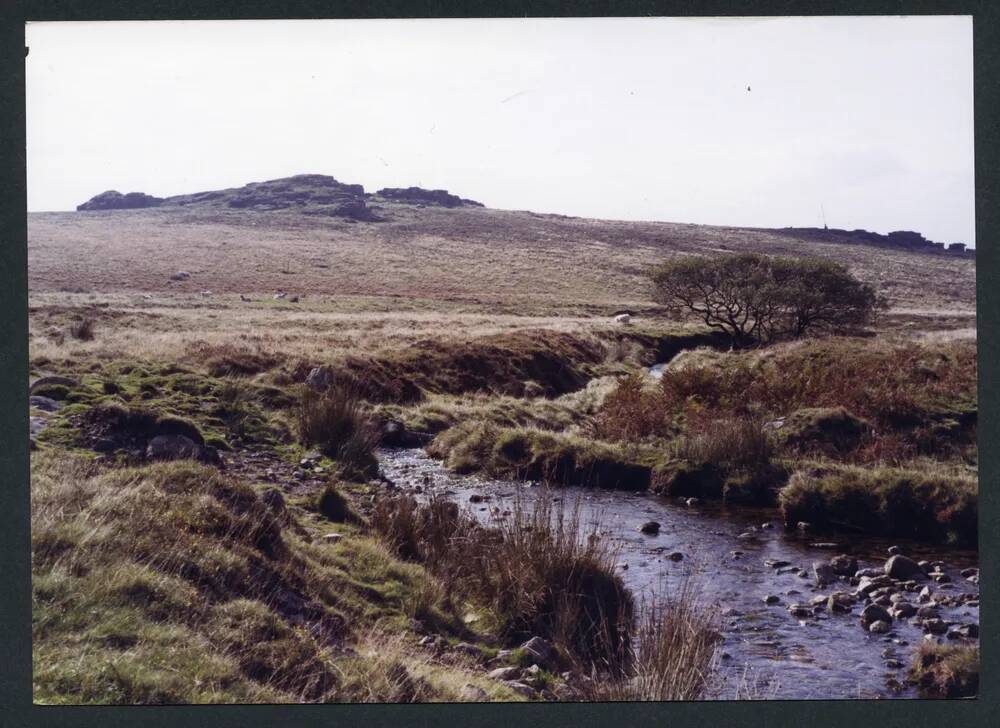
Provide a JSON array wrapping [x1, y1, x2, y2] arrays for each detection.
[[146, 434, 201, 460], [305, 366, 334, 391], [503, 680, 536, 698], [860, 603, 892, 625], [520, 637, 557, 669], [29, 396, 62, 413], [381, 419, 432, 448], [885, 555, 926, 581], [948, 623, 979, 640], [830, 554, 858, 576], [459, 683, 488, 701], [376, 186, 483, 208], [77, 190, 164, 211], [827, 592, 855, 614], [487, 667, 522, 681], [922, 618, 949, 635], [639, 521, 661, 535], [787, 604, 813, 618], [29, 375, 78, 395], [856, 574, 893, 597], [813, 561, 837, 586], [146, 434, 221, 465]]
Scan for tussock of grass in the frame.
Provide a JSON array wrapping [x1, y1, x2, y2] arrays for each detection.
[[197, 343, 281, 378], [296, 387, 379, 478], [910, 642, 979, 698], [778, 462, 977, 545], [651, 461, 786, 505], [69, 316, 96, 341], [428, 422, 651, 490], [316, 484, 356, 523], [651, 417, 785, 504], [587, 373, 675, 443], [776, 406, 872, 456], [371, 493, 634, 671], [378, 375, 619, 439], [584, 584, 720, 701], [672, 416, 773, 468]]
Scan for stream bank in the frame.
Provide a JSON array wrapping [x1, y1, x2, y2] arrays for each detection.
[[379, 447, 979, 700]]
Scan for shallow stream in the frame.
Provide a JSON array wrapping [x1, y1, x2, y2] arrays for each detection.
[[379, 447, 979, 700]]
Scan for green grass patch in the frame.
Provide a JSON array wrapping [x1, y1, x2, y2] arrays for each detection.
[[778, 462, 977, 545]]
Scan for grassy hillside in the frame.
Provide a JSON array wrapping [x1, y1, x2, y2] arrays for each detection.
[[28, 203, 975, 312]]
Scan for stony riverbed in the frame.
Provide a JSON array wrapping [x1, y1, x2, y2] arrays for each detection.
[[379, 447, 980, 700]]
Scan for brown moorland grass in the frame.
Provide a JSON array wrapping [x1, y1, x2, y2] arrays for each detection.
[[583, 583, 721, 701], [594, 336, 977, 459], [28, 206, 975, 313]]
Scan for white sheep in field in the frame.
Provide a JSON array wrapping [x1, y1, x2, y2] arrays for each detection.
[[614, 313, 633, 325]]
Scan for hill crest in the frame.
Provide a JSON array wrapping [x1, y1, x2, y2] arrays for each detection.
[[75, 174, 485, 221], [73, 174, 971, 259]]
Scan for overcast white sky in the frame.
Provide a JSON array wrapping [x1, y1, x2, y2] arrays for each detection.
[[26, 16, 975, 245]]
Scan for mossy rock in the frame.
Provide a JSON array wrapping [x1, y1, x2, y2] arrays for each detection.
[[79, 403, 205, 451], [154, 416, 205, 445], [31, 384, 71, 401]]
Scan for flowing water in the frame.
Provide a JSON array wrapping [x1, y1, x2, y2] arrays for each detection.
[[378, 447, 980, 700]]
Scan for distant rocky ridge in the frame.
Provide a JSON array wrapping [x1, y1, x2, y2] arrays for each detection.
[[766, 227, 974, 258], [76, 190, 166, 211], [76, 174, 485, 221], [75, 176, 972, 258], [375, 187, 484, 208]]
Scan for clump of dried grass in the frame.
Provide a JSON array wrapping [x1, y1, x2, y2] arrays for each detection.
[[371, 492, 633, 671], [296, 386, 379, 478], [69, 316, 96, 341], [582, 582, 721, 701]]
